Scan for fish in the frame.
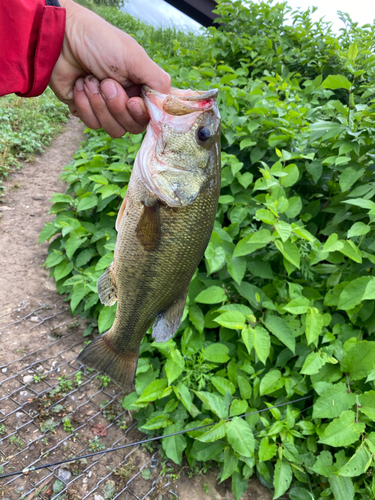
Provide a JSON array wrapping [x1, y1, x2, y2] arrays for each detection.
[[77, 85, 221, 390]]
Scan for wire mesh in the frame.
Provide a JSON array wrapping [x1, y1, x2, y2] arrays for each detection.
[[0, 301, 171, 500]]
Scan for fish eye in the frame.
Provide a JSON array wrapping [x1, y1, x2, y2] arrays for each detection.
[[197, 126, 212, 142]]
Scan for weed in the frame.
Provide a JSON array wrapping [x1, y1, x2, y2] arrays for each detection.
[[9, 434, 24, 449], [96, 374, 111, 388], [62, 417, 75, 433], [0, 424, 6, 435], [88, 436, 106, 452], [33, 373, 46, 383], [74, 371, 83, 387], [113, 459, 135, 481]]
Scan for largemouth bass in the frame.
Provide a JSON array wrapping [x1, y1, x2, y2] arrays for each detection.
[[78, 86, 221, 390]]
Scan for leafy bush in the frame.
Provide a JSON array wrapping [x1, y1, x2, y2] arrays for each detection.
[[42, 1, 375, 499], [0, 88, 69, 177]]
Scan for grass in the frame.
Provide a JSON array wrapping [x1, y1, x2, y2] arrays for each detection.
[[0, 88, 69, 179]]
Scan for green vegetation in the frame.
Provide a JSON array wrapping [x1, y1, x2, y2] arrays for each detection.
[[0, 88, 69, 179], [42, 1, 375, 499]]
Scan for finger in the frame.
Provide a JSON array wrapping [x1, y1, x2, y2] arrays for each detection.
[[73, 78, 101, 129], [100, 79, 148, 135], [126, 97, 149, 126], [68, 103, 79, 117], [128, 47, 171, 95], [84, 76, 126, 138]]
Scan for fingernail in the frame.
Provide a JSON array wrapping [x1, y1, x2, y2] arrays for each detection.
[[127, 99, 144, 118], [101, 80, 118, 100], [84, 76, 99, 94], [75, 78, 84, 91]]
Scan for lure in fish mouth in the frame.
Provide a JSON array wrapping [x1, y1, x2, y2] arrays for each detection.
[[78, 86, 221, 391]]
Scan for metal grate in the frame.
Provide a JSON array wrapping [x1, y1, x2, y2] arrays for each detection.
[[0, 302, 171, 500]]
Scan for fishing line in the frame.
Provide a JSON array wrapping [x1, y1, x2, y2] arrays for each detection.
[[0, 395, 311, 479]]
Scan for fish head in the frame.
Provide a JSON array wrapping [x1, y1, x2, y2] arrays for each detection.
[[136, 87, 221, 207]]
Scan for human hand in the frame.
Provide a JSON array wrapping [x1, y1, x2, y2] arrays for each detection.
[[50, 0, 170, 137]]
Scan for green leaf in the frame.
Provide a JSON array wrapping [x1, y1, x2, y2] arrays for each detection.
[[95, 252, 114, 271], [259, 437, 277, 462], [195, 391, 228, 419], [305, 307, 323, 345], [39, 222, 59, 244], [221, 447, 238, 482], [260, 370, 284, 395], [289, 487, 315, 500], [237, 375, 252, 400], [54, 260, 73, 282], [226, 417, 254, 457], [283, 296, 309, 315], [214, 311, 246, 329], [233, 229, 272, 257], [337, 277, 373, 310], [348, 42, 358, 61], [65, 232, 87, 260], [188, 303, 205, 333], [339, 167, 363, 192], [230, 399, 248, 417], [241, 326, 254, 354], [195, 286, 226, 304], [77, 195, 98, 212], [212, 376, 236, 395], [265, 316, 295, 353], [162, 423, 186, 465], [347, 222, 370, 238], [226, 254, 246, 285], [205, 242, 226, 274], [275, 239, 300, 269], [337, 240, 362, 264], [301, 352, 326, 375], [340, 341, 375, 380], [196, 420, 227, 442], [274, 221, 292, 242], [98, 304, 116, 333], [328, 476, 354, 500], [89, 174, 108, 185], [338, 443, 372, 477], [358, 391, 375, 419], [165, 349, 185, 385], [191, 441, 226, 462], [253, 326, 271, 365], [313, 383, 356, 418], [71, 282, 91, 312], [232, 471, 248, 500], [322, 74, 351, 90], [141, 415, 170, 430], [319, 410, 365, 447], [323, 233, 343, 253], [202, 343, 230, 363], [273, 459, 292, 499], [137, 379, 168, 403]]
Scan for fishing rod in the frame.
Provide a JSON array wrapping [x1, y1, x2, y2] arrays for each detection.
[[0, 396, 312, 480]]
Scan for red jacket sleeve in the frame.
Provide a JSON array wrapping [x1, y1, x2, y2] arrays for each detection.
[[0, 0, 66, 98]]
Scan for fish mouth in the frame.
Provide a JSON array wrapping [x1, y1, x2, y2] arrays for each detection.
[[142, 86, 218, 116]]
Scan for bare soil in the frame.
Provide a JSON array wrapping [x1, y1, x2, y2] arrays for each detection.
[[0, 117, 272, 500]]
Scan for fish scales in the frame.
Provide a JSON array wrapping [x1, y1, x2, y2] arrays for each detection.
[[78, 86, 221, 390]]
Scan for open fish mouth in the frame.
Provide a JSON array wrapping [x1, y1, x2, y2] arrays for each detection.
[[142, 86, 219, 115]]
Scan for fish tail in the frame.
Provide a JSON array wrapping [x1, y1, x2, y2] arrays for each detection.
[[77, 333, 138, 391]]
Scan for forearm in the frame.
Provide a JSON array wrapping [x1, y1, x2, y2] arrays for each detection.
[[0, 0, 66, 98]]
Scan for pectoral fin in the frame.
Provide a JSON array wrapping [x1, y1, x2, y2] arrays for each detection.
[[115, 195, 127, 232], [97, 263, 117, 306], [152, 289, 188, 342], [136, 201, 161, 251]]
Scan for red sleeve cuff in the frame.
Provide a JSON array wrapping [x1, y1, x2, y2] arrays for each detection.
[[17, 6, 66, 98]]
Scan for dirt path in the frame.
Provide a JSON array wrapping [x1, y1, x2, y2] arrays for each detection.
[[0, 118, 272, 500], [0, 116, 84, 319]]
